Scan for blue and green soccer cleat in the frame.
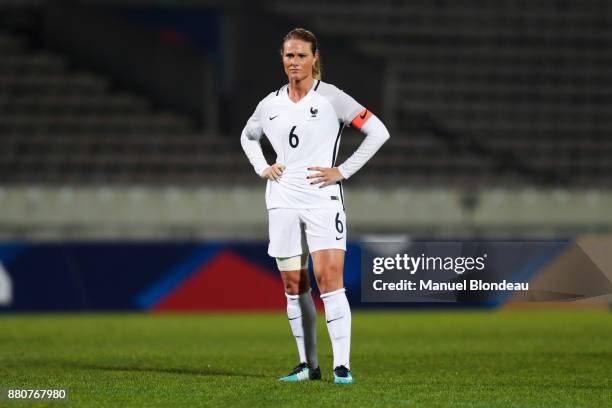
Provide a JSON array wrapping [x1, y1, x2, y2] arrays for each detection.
[[279, 362, 321, 382], [333, 365, 355, 384]]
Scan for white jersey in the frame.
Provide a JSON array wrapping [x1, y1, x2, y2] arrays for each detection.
[[241, 80, 364, 210]]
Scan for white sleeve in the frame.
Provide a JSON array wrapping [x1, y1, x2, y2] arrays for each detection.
[[319, 82, 364, 126], [337, 115, 390, 179], [240, 102, 269, 177]]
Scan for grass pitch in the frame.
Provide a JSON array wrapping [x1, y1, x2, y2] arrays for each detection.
[[0, 310, 610, 407]]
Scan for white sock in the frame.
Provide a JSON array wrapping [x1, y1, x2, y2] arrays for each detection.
[[321, 287, 351, 369], [286, 288, 318, 368]]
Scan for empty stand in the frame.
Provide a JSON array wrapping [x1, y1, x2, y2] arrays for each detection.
[[270, 0, 612, 185], [0, 28, 241, 184], [2, 1, 611, 186]]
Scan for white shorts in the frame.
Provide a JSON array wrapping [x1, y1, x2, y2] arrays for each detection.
[[267, 208, 347, 258]]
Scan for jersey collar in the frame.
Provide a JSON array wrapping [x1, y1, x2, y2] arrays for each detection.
[[284, 79, 319, 105]]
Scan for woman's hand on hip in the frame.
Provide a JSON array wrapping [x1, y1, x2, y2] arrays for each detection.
[[307, 167, 345, 188], [261, 163, 286, 181]]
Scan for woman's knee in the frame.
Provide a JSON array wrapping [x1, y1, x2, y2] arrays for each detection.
[[315, 264, 343, 293], [282, 273, 300, 295], [281, 270, 310, 295]]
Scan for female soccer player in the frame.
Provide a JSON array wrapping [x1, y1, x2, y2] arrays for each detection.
[[240, 28, 390, 384]]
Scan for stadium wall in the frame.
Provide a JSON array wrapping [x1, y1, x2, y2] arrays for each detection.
[[0, 186, 611, 240]]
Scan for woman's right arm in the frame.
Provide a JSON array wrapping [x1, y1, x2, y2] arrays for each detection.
[[240, 102, 285, 180], [241, 101, 269, 177]]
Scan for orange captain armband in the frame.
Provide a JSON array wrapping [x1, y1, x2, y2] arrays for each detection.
[[350, 108, 373, 129]]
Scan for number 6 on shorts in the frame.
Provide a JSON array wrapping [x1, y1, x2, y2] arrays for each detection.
[[335, 212, 344, 234]]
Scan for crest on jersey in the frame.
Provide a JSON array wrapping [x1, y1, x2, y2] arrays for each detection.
[[310, 107, 318, 117]]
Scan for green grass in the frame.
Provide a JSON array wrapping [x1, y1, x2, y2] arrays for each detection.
[[0, 310, 610, 407]]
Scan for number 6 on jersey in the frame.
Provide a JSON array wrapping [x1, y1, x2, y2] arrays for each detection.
[[289, 126, 299, 148]]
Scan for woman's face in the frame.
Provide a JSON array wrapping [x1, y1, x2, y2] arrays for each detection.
[[282, 39, 317, 82]]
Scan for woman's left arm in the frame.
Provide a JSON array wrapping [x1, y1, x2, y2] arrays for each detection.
[[308, 112, 390, 187], [336, 113, 390, 180]]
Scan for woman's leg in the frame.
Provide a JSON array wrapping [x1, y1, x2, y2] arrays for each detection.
[[279, 264, 318, 369], [279, 268, 311, 296], [311, 249, 352, 372], [310, 249, 344, 293], [270, 209, 319, 380]]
